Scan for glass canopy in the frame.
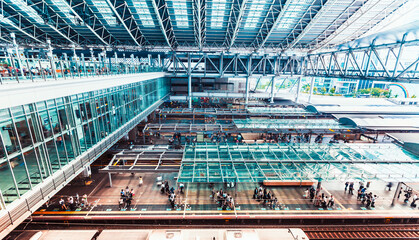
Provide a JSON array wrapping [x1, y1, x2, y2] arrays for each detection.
[[177, 143, 419, 183], [234, 119, 352, 130], [246, 107, 315, 115]]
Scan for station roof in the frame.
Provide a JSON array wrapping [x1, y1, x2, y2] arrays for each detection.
[[0, 0, 412, 51], [177, 142, 419, 183], [234, 119, 353, 130], [337, 115, 419, 131], [306, 105, 419, 115]]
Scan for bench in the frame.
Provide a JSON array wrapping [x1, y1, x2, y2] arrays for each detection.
[[263, 180, 316, 187]]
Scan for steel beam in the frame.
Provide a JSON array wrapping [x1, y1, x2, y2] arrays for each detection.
[[151, 0, 178, 49], [193, 0, 205, 50], [3, 0, 88, 45], [106, 0, 148, 46], [283, 0, 338, 50], [224, 0, 247, 49], [61, 0, 115, 46], [0, 7, 46, 44], [252, 0, 290, 50]]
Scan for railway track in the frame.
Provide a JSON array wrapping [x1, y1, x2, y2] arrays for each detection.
[[303, 226, 419, 240]]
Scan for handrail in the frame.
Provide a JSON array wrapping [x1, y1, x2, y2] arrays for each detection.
[[0, 56, 164, 84]]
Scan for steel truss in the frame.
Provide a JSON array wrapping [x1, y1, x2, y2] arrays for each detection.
[[159, 107, 318, 117], [100, 148, 183, 173], [63, 0, 119, 46], [143, 121, 354, 134], [166, 53, 301, 77], [151, 0, 178, 49], [305, 38, 419, 82], [192, 0, 206, 50], [106, 0, 148, 47], [224, 0, 247, 49], [0, 3, 48, 44]]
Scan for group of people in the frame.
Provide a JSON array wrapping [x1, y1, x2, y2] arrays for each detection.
[[303, 187, 335, 209], [58, 194, 88, 211], [212, 189, 235, 210], [356, 185, 378, 208], [253, 186, 278, 209], [345, 182, 379, 208], [402, 188, 419, 208], [160, 180, 179, 209], [119, 186, 135, 209]]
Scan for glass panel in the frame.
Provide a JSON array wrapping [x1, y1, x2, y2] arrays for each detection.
[[9, 154, 31, 195], [23, 148, 42, 184]]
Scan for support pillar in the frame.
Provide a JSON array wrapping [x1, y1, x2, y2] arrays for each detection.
[[270, 76, 275, 103], [295, 76, 302, 103], [188, 53, 192, 108], [108, 173, 113, 187], [392, 182, 403, 206], [308, 77, 315, 103], [245, 77, 249, 107]]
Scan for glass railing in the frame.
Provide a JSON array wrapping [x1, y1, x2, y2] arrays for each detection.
[[0, 56, 164, 84]]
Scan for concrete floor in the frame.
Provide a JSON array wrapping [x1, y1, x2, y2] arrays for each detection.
[[37, 172, 419, 216]]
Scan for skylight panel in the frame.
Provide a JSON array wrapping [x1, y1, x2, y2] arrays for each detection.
[[133, 1, 155, 27], [244, 0, 268, 29], [13, 0, 44, 24], [91, 0, 117, 25], [50, 0, 77, 24], [276, 1, 311, 30], [211, 0, 227, 29], [171, 0, 189, 28]]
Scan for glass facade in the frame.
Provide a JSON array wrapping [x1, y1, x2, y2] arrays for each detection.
[[0, 77, 169, 206]]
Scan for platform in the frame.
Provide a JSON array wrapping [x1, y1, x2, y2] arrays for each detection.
[[31, 172, 419, 224]]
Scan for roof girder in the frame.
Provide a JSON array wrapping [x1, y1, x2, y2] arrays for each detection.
[[151, 0, 178, 49], [192, 0, 206, 50], [282, 0, 338, 51], [224, 0, 247, 50], [65, 0, 119, 46], [105, 0, 148, 47], [0, 7, 47, 44], [251, 0, 290, 50]]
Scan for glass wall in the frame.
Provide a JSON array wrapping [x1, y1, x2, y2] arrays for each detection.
[[0, 77, 169, 206]]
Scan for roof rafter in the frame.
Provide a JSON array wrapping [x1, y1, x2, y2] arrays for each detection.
[[224, 0, 247, 50], [3, 0, 84, 45], [64, 0, 119, 46], [251, 0, 290, 51], [105, 0, 148, 47], [192, 0, 206, 50], [151, 0, 178, 49], [313, 0, 403, 49], [0, 9, 46, 44], [282, 0, 338, 51], [54, 0, 111, 46]]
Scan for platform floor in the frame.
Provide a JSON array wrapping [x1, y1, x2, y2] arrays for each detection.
[[33, 172, 419, 219]]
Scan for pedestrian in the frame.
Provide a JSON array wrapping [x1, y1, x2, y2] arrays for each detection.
[[328, 195, 334, 208], [138, 176, 143, 186], [349, 182, 354, 195], [344, 182, 349, 192], [59, 198, 67, 210], [371, 195, 377, 208]]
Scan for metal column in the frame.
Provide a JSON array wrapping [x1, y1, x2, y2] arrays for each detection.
[[188, 53, 192, 108], [308, 77, 315, 103], [245, 77, 249, 107], [391, 182, 403, 206], [295, 76, 302, 103], [270, 76, 275, 103], [108, 173, 113, 187]]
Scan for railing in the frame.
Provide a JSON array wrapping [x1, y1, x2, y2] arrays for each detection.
[[0, 56, 163, 84]]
